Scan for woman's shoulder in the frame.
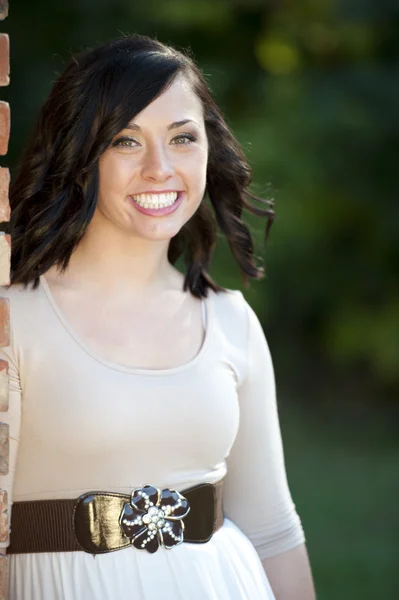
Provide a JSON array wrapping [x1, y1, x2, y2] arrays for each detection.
[[210, 287, 248, 318], [210, 287, 266, 345], [209, 287, 252, 344], [0, 281, 42, 302], [0, 281, 46, 324]]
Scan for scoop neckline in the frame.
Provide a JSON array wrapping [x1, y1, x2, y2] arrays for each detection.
[[39, 274, 213, 376]]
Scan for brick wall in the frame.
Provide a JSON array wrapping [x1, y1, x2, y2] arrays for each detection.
[[0, 1, 10, 598]]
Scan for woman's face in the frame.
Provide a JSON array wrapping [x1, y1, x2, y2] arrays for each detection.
[[96, 75, 208, 243]]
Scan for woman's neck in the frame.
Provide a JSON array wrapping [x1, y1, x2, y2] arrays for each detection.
[[46, 217, 183, 298]]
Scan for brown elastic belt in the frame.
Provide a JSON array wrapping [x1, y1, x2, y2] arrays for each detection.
[[7, 481, 224, 555]]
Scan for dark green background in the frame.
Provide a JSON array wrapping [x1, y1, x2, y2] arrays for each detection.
[[3, 1, 398, 598]]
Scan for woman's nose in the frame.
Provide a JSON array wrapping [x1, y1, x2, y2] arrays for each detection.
[[140, 144, 175, 182]]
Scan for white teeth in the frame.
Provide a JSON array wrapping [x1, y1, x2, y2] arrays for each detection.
[[132, 192, 178, 208]]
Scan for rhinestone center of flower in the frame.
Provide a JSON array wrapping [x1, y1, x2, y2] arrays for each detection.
[[142, 506, 166, 531]]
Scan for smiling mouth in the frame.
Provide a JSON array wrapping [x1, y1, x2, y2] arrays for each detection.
[[131, 191, 179, 209]]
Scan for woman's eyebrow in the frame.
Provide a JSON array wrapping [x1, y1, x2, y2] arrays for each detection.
[[167, 119, 196, 130], [125, 119, 197, 132]]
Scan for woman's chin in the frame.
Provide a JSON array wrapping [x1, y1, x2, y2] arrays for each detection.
[[127, 223, 183, 243]]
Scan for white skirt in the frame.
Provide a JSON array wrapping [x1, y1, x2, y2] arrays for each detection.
[[8, 519, 276, 600]]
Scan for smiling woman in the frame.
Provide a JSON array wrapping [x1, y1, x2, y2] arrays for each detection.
[[0, 34, 315, 600], [8, 36, 273, 296], [96, 76, 208, 241]]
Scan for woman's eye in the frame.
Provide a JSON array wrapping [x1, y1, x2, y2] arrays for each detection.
[[171, 134, 197, 145], [113, 137, 139, 148], [112, 133, 197, 148]]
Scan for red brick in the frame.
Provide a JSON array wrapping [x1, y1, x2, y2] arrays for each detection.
[[0, 1, 7, 21], [0, 35, 9, 87], [0, 489, 8, 543], [0, 422, 8, 475], [0, 234, 10, 286], [0, 168, 9, 222], [0, 361, 8, 412], [0, 553, 7, 600], [0, 298, 9, 347], [0, 102, 9, 156]]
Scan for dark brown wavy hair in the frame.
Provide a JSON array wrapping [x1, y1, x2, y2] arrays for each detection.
[[8, 34, 274, 297]]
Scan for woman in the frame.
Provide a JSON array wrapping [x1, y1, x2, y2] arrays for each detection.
[[0, 35, 315, 599]]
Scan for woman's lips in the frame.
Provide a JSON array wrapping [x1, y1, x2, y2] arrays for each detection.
[[129, 191, 184, 217]]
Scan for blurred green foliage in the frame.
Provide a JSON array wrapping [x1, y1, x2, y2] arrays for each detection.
[[2, 1, 398, 597], [281, 401, 399, 600]]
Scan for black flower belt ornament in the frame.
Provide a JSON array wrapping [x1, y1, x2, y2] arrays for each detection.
[[119, 484, 191, 553]]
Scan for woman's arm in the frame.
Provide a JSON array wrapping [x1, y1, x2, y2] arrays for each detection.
[[222, 293, 316, 596], [262, 544, 316, 600]]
